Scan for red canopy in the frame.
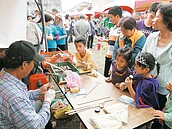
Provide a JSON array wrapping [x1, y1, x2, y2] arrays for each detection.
[[103, 6, 134, 14], [103, 0, 172, 13], [135, 0, 172, 12], [103, 0, 135, 14]]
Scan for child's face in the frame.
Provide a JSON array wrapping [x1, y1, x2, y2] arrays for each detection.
[[134, 61, 147, 74], [75, 42, 86, 54], [116, 55, 127, 70]]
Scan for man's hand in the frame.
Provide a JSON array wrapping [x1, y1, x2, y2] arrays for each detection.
[[44, 89, 55, 104], [40, 83, 53, 95]]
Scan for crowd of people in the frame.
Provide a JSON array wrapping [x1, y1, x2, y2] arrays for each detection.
[[105, 3, 172, 129], [0, 2, 172, 129]]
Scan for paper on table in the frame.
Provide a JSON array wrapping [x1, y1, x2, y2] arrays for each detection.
[[65, 88, 87, 97], [89, 114, 122, 129], [103, 103, 128, 124], [118, 95, 135, 107]]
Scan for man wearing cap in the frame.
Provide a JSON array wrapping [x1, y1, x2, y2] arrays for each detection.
[[0, 40, 55, 129]]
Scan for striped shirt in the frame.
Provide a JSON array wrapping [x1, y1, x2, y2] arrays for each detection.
[[0, 69, 50, 129], [106, 26, 121, 58]]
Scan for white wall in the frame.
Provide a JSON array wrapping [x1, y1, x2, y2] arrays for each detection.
[[0, 0, 27, 48]]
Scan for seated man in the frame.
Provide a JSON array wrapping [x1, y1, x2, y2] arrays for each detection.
[[0, 40, 55, 129]]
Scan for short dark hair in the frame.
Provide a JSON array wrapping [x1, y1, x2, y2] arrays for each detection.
[[148, 2, 160, 13], [108, 6, 122, 18], [158, 3, 172, 31], [144, 10, 148, 14], [52, 8, 58, 13], [74, 36, 86, 45], [115, 45, 133, 63], [119, 16, 136, 30], [79, 14, 85, 19], [37, 14, 53, 23], [65, 14, 69, 19]]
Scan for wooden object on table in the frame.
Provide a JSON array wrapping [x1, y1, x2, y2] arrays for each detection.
[[76, 66, 91, 74]]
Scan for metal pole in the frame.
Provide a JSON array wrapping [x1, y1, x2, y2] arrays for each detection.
[[38, 0, 48, 52]]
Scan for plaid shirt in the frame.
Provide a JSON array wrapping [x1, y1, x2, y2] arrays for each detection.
[[0, 69, 50, 129]]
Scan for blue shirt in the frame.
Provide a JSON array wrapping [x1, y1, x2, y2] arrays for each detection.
[[37, 23, 52, 51], [54, 25, 66, 45], [37, 23, 51, 36], [47, 24, 58, 49], [0, 69, 50, 129]]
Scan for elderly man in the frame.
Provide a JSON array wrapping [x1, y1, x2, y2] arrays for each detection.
[[0, 40, 55, 129], [73, 14, 90, 41]]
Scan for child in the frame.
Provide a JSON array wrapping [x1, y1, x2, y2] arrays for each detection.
[[151, 82, 172, 129], [73, 36, 97, 71], [105, 45, 133, 90], [125, 52, 160, 110]]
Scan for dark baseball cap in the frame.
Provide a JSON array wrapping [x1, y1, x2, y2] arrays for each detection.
[[7, 40, 45, 62], [37, 14, 53, 23]]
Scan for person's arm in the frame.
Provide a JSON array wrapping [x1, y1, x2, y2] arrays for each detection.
[[162, 105, 172, 123], [125, 77, 135, 99], [112, 36, 119, 60], [28, 83, 53, 100], [60, 28, 67, 39], [85, 52, 93, 70], [75, 52, 82, 67], [141, 33, 152, 52], [164, 109, 172, 123], [132, 36, 146, 61], [151, 110, 164, 120], [46, 28, 53, 40], [85, 50, 98, 70], [73, 24, 80, 37], [10, 89, 55, 129], [164, 82, 172, 122], [151, 82, 172, 121], [34, 23, 42, 44], [9, 96, 50, 129], [28, 89, 40, 100], [47, 35, 53, 40], [87, 21, 91, 36], [97, 37, 108, 42]]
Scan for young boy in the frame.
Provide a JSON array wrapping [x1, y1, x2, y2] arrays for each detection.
[[103, 6, 122, 77], [73, 36, 97, 71]]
